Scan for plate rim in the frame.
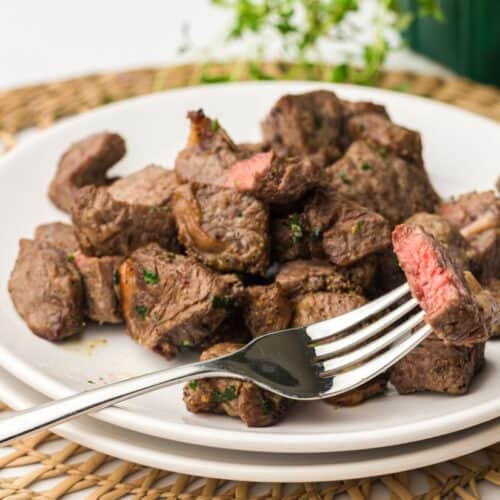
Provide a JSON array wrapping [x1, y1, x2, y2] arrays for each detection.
[[1, 80, 500, 454]]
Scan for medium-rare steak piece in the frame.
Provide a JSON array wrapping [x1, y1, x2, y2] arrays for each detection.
[[275, 258, 374, 302], [292, 290, 366, 328], [304, 190, 391, 266], [344, 113, 423, 166], [175, 110, 242, 185], [390, 335, 485, 395], [439, 191, 500, 282], [48, 132, 126, 213], [243, 284, 292, 337], [183, 342, 290, 427], [392, 223, 490, 345], [405, 213, 471, 271], [34, 222, 79, 254], [8, 239, 84, 340], [323, 141, 440, 225], [119, 244, 243, 358], [72, 165, 179, 256], [172, 183, 269, 274], [224, 150, 319, 206], [74, 253, 123, 324], [261, 90, 343, 166], [325, 374, 388, 407]]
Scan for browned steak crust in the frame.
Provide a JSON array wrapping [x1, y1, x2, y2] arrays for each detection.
[[34, 222, 80, 254]]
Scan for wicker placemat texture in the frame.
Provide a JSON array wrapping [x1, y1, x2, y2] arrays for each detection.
[[0, 62, 499, 499]]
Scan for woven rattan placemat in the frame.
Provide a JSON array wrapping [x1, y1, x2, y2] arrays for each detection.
[[0, 61, 499, 499]]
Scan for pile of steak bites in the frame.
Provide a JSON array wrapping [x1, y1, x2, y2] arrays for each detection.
[[9, 90, 500, 427]]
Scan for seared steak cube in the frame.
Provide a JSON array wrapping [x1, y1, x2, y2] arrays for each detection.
[[439, 191, 499, 282], [405, 213, 471, 271], [172, 183, 269, 274], [393, 223, 491, 345], [72, 165, 179, 256], [292, 290, 366, 328], [324, 141, 440, 225], [34, 222, 79, 254], [261, 90, 343, 166], [390, 336, 485, 395], [48, 132, 125, 213], [74, 253, 123, 324], [344, 113, 423, 166], [275, 258, 373, 303], [119, 244, 243, 358], [224, 150, 319, 206], [175, 110, 242, 185], [304, 190, 391, 266], [270, 213, 311, 263], [340, 100, 389, 121], [8, 239, 84, 340], [243, 284, 292, 337], [325, 374, 388, 407], [183, 342, 289, 427]]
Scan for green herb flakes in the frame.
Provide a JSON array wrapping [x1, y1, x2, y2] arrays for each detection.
[[351, 219, 365, 234], [310, 227, 322, 240], [287, 213, 304, 244], [360, 163, 371, 171], [135, 304, 148, 319], [67, 254, 75, 263], [211, 118, 220, 132], [181, 339, 192, 347], [143, 268, 160, 285], [378, 147, 387, 158], [188, 380, 198, 390], [339, 171, 351, 184], [212, 385, 237, 404]]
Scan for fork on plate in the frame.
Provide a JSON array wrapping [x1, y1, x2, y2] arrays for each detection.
[[0, 283, 431, 446]]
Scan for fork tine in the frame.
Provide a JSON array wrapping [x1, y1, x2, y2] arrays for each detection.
[[319, 323, 432, 399], [313, 297, 419, 359], [305, 282, 410, 341], [319, 310, 425, 373]]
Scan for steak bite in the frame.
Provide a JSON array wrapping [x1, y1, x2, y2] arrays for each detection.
[[74, 253, 123, 324], [183, 342, 290, 427], [439, 191, 500, 282], [224, 151, 319, 206], [340, 100, 389, 121], [175, 110, 242, 185], [34, 222, 79, 254], [72, 165, 179, 256], [172, 183, 269, 275], [344, 113, 423, 166], [323, 141, 440, 225], [392, 223, 490, 345], [261, 90, 343, 166], [243, 284, 292, 337], [304, 190, 391, 266], [275, 258, 374, 302], [270, 213, 311, 263], [8, 239, 84, 340], [48, 132, 126, 213], [292, 290, 366, 328], [390, 336, 485, 395], [405, 213, 471, 271], [119, 244, 243, 358]]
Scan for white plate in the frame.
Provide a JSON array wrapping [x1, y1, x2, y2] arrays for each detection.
[[0, 366, 499, 482], [0, 82, 499, 454]]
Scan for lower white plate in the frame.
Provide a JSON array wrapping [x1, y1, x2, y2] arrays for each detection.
[[0, 367, 498, 483]]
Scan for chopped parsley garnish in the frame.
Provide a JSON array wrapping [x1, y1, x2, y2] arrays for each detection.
[[339, 171, 351, 184], [360, 163, 372, 171], [212, 385, 237, 404], [188, 380, 198, 390], [211, 118, 220, 132], [211, 294, 237, 313], [181, 339, 192, 347], [378, 147, 387, 158], [143, 268, 160, 285], [67, 253, 75, 263], [310, 227, 322, 240], [287, 213, 304, 244], [351, 219, 365, 234], [135, 304, 148, 319]]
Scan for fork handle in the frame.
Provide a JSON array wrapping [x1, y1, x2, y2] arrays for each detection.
[[0, 360, 223, 446]]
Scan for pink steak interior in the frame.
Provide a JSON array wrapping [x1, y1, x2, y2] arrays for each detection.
[[224, 151, 273, 191], [392, 225, 460, 315]]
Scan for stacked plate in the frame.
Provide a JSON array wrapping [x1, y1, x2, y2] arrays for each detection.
[[0, 82, 499, 482]]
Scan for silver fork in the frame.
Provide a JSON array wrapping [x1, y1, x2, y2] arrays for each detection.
[[0, 283, 431, 446]]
